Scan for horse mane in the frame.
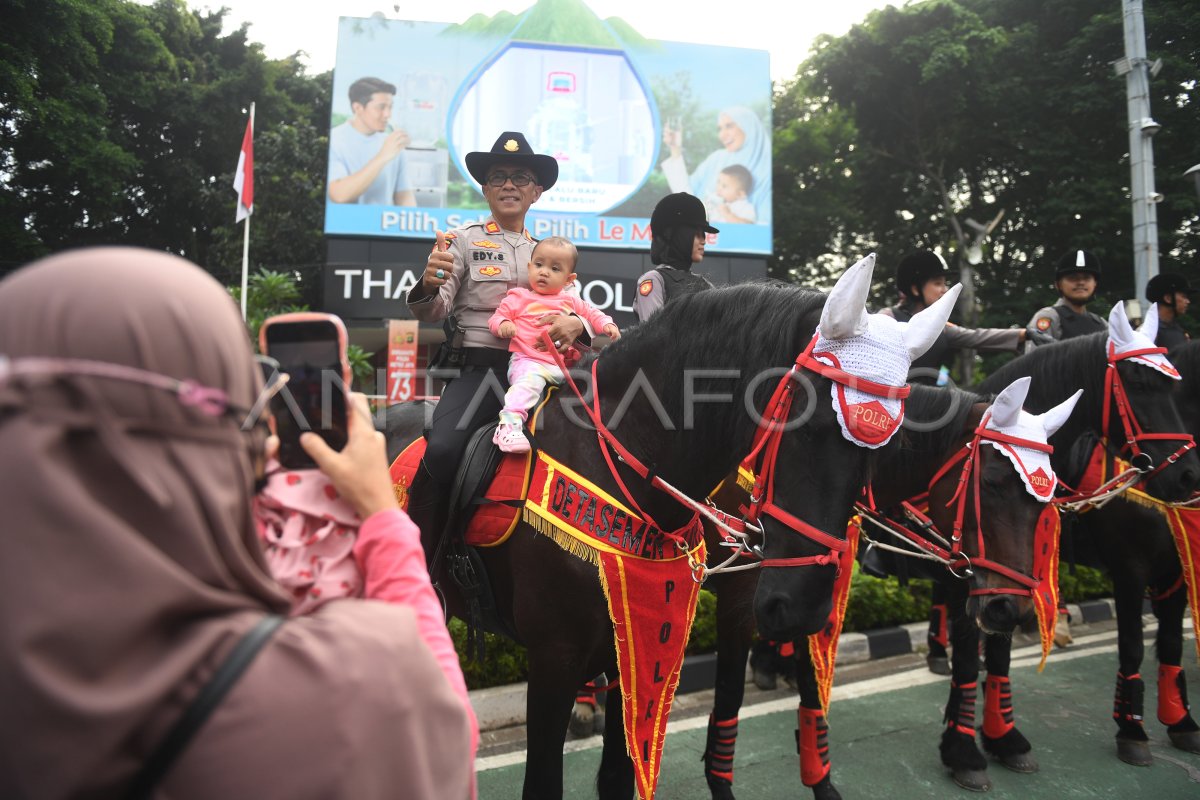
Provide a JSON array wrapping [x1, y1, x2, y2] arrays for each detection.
[[592, 283, 827, 459], [888, 385, 984, 476], [978, 333, 1107, 430], [1170, 339, 1200, 388]]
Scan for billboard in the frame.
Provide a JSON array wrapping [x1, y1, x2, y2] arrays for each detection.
[[325, 3, 772, 254]]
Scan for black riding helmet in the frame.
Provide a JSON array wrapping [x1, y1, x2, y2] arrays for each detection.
[[1145, 272, 1192, 303], [895, 251, 950, 303], [1055, 250, 1101, 282]]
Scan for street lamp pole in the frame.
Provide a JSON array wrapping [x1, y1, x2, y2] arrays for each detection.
[[1115, 0, 1161, 313]]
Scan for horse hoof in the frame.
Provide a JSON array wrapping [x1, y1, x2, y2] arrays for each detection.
[[752, 665, 778, 691], [951, 768, 992, 792], [568, 703, 595, 738], [705, 776, 736, 800], [809, 775, 843, 800], [927, 654, 951, 676], [994, 750, 1038, 774], [1168, 729, 1200, 754], [1116, 738, 1153, 766]]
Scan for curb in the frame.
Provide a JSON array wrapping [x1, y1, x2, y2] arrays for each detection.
[[468, 598, 1125, 733]]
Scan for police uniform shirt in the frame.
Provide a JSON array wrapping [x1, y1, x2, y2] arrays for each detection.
[[407, 218, 534, 350], [1156, 316, 1190, 352], [880, 304, 1022, 383], [633, 267, 713, 323], [1026, 298, 1106, 348]]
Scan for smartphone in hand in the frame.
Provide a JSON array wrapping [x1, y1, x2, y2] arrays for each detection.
[[259, 312, 351, 470]]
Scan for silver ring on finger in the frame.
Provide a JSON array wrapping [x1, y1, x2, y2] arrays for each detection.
[[435, 269, 445, 279]]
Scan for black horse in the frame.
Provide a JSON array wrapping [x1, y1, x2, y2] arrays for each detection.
[[688, 377, 1071, 799], [945, 316, 1200, 782], [384, 262, 957, 799]]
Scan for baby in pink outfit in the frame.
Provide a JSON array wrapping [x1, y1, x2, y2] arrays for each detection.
[[488, 236, 620, 452]]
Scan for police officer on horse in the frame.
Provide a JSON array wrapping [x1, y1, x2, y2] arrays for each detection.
[[404, 132, 586, 549], [1027, 249, 1107, 346], [633, 192, 718, 322]]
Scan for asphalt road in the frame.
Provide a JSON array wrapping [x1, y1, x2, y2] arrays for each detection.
[[477, 617, 1200, 798]]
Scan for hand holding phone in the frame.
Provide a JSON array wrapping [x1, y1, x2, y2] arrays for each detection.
[[299, 392, 397, 519], [259, 313, 351, 470]]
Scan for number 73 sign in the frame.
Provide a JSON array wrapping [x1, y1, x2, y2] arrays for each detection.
[[386, 319, 420, 403]]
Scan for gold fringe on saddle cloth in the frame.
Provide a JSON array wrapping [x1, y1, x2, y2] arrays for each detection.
[[520, 451, 706, 799], [807, 518, 861, 713]]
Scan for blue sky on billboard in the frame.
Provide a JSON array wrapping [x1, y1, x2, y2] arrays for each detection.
[[208, 0, 896, 83]]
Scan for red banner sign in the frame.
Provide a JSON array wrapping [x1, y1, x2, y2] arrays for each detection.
[[386, 319, 419, 403]]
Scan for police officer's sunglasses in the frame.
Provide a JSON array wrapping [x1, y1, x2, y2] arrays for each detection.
[[486, 171, 536, 187]]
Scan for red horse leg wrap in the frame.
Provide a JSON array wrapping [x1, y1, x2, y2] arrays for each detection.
[[945, 680, 978, 737], [929, 603, 949, 649], [574, 681, 598, 708], [702, 715, 739, 784], [983, 675, 1015, 739], [779, 640, 796, 658], [1158, 665, 1190, 726], [1113, 672, 1145, 725], [796, 706, 830, 786]]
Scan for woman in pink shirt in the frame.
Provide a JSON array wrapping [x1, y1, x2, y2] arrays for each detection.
[[488, 236, 620, 452]]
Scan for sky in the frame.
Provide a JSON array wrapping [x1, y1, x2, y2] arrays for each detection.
[[197, 0, 900, 82]]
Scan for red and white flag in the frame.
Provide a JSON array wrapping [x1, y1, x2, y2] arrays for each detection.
[[233, 115, 254, 222]]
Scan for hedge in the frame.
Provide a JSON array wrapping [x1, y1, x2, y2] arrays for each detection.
[[451, 564, 1114, 690]]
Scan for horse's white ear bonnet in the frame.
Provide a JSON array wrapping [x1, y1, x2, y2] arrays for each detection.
[[982, 377, 1082, 500], [815, 256, 961, 449], [1110, 301, 1179, 379]]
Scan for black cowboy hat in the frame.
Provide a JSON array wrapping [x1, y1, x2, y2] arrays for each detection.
[[1055, 249, 1102, 280], [1145, 272, 1193, 302], [650, 192, 718, 235], [464, 132, 559, 190]]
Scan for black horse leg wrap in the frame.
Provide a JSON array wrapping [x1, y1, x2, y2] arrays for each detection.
[[946, 680, 978, 736], [1113, 671, 1146, 731], [702, 715, 738, 785]]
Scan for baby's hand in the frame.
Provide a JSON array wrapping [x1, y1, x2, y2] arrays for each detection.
[[498, 320, 517, 338], [603, 324, 621, 341]]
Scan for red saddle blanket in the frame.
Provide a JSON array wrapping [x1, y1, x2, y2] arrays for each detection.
[[389, 439, 532, 547]]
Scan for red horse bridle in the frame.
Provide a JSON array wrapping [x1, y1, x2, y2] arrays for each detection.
[[543, 332, 910, 578], [1100, 343, 1195, 479], [740, 335, 909, 572], [858, 413, 1054, 599]]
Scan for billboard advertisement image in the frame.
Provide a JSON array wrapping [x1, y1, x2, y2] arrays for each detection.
[[325, 1, 772, 254]]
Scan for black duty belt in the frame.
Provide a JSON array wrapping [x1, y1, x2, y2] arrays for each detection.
[[463, 347, 511, 369]]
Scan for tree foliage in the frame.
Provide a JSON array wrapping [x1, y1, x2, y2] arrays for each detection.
[[1, 0, 329, 280], [773, 0, 1199, 337]]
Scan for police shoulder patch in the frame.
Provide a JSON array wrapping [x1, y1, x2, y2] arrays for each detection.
[[639, 279, 654, 297], [1035, 316, 1052, 332], [485, 221, 501, 234]]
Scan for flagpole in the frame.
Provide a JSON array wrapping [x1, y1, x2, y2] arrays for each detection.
[[240, 102, 255, 321]]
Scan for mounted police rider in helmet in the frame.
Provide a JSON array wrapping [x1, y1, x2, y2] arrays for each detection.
[[1145, 272, 1192, 351], [633, 192, 718, 322], [1026, 249, 1106, 346], [880, 250, 1050, 385]]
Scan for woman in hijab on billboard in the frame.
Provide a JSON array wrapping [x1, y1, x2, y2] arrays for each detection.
[[660, 105, 771, 225]]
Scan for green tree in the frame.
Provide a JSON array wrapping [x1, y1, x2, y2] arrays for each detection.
[[1, 0, 330, 280], [777, 0, 1199, 332]]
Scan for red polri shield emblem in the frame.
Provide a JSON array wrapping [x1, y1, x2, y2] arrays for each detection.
[[1028, 466, 1054, 498], [844, 399, 901, 446]]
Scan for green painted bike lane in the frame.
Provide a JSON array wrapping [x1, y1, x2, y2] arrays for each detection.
[[478, 630, 1200, 798]]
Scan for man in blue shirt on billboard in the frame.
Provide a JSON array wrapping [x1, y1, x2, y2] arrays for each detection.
[[328, 77, 416, 206]]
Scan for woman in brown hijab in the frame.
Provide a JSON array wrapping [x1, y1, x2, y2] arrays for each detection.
[[0, 248, 474, 799]]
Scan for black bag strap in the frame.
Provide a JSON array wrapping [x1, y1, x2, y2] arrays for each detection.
[[125, 614, 286, 799]]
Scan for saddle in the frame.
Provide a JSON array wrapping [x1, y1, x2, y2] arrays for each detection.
[[389, 395, 551, 655]]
